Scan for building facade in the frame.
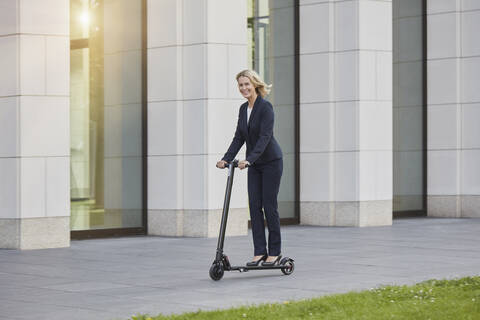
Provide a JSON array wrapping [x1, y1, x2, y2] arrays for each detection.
[[0, 0, 479, 249]]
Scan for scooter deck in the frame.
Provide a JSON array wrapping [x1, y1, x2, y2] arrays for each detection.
[[229, 265, 287, 272]]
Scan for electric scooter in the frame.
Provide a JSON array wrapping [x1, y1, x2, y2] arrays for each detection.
[[209, 159, 295, 281]]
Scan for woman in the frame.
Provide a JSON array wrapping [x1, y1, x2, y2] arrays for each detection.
[[216, 69, 283, 267]]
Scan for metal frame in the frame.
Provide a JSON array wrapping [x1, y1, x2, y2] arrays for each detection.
[[71, 0, 148, 239]]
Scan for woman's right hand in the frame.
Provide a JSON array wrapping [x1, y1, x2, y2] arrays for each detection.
[[216, 160, 227, 169]]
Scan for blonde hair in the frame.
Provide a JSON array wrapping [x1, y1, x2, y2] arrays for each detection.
[[236, 69, 272, 98]]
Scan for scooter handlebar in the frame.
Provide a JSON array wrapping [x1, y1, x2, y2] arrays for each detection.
[[217, 160, 249, 169]]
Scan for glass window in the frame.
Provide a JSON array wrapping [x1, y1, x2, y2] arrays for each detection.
[[248, 0, 297, 220], [393, 0, 425, 214], [70, 0, 144, 231]]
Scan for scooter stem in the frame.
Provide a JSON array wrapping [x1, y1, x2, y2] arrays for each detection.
[[215, 160, 238, 261]]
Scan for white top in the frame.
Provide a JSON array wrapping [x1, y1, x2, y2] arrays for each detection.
[[247, 106, 252, 124]]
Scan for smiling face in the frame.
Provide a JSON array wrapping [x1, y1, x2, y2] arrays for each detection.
[[237, 76, 256, 100]]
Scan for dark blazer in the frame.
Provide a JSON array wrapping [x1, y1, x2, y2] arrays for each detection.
[[222, 95, 283, 165]]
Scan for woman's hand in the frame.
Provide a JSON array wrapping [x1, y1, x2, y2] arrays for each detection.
[[238, 160, 250, 170], [216, 160, 227, 169]]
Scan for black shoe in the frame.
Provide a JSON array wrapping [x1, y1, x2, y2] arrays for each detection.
[[246, 254, 267, 266], [261, 255, 282, 267]]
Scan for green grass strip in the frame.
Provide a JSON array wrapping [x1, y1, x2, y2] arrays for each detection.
[[130, 276, 480, 320]]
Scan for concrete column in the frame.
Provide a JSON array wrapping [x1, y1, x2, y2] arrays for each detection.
[[0, 0, 70, 249], [147, 0, 249, 237], [299, 0, 393, 227], [427, 0, 480, 217]]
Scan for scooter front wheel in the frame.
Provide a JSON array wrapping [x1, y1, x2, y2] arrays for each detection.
[[209, 262, 224, 281]]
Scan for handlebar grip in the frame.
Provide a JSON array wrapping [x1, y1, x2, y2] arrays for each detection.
[[217, 160, 240, 169]]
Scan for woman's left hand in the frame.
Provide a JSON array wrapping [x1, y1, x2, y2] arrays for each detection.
[[238, 160, 250, 170]]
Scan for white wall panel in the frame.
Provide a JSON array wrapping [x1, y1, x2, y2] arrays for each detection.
[[359, 0, 392, 51], [462, 150, 480, 194], [46, 157, 70, 217], [19, 0, 68, 35], [300, 2, 330, 54], [427, 0, 458, 14], [300, 103, 332, 153], [0, 36, 18, 97], [335, 102, 358, 151], [462, 0, 480, 11], [462, 11, 480, 57], [428, 150, 459, 195], [207, 0, 246, 44], [0, 158, 19, 219], [359, 101, 392, 151], [20, 158, 46, 218], [300, 53, 332, 103], [335, 0, 358, 51], [358, 50, 376, 100], [148, 46, 181, 101], [300, 153, 331, 202], [359, 151, 392, 201], [376, 52, 393, 101], [46, 37, 69, 96], [20, 35, 45, 95], [0, 97, 18, 157], [428, 105, 459, 149], [183, 0, 206, 44], [427, 12, 459, 59], [207, 44, 228, 99], [183, 100, 207, 155], [207, 99, 240, 155], [183, 44, 207, 100], [428, 58, 459, 105], [147, 0, 181, 48], [183, 155, 207, 210], [335, 51, 358, 101], [335, 151, 359, 201], [461, 57, 480, 103], [462, 104, 480, 149], [148, 156, 182, 210], [148, 101, 181, 156], [19, 96, 69, 157], [0, 0, 17, 36], [227, 45, 247, 99]]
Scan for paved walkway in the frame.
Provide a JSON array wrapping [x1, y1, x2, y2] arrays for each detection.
[[1, 218, 479, 320]]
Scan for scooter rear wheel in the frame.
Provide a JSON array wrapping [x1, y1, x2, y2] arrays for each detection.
[[280, 258, 294, 276], [209, 262, 224, 281]]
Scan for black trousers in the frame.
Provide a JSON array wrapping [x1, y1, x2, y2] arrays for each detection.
[[247, 158, 283, 256]]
